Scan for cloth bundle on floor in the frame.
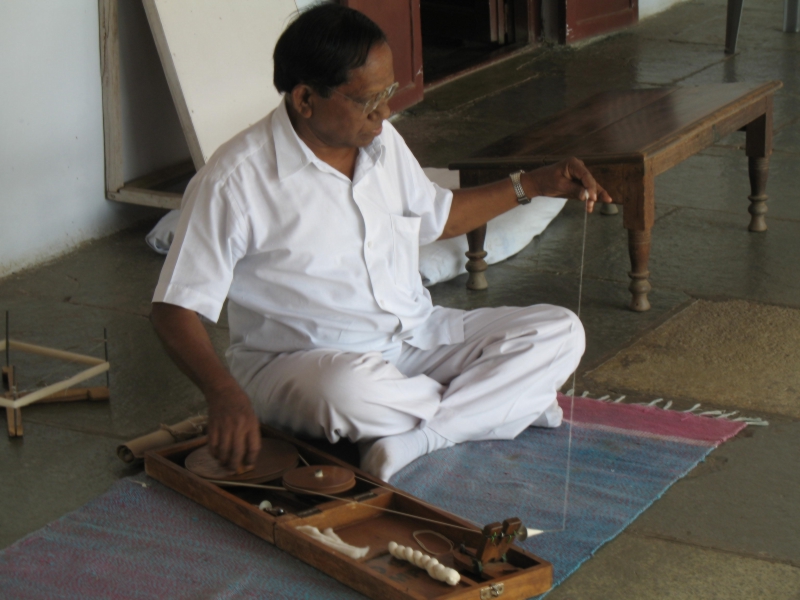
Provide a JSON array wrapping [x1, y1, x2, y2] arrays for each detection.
[[0, 394, 744, 599]]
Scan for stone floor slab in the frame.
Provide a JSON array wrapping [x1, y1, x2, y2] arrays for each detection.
[[627, 420, 800, 566], [547, 533, 800, 600]]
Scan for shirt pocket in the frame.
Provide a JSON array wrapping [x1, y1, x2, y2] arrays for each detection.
[[390, 214, 422, 292]]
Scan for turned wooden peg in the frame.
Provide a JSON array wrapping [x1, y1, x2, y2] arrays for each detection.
[[600, 203, 618, 216], [3, 365, 23, 437], [747, 156, 769, 232], [627, 229, 652, 312], [465, 224, 488, 291]]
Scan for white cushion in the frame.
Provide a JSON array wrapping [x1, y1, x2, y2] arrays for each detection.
[[419, 168, 565, 286], [145, 168, 566, 287]]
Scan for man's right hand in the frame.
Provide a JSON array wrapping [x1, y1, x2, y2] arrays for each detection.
[[150, 302, 263, 474], [206, 385, 263, 470]]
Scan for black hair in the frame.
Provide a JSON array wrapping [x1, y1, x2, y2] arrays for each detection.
[[273, 4, 387, 98]]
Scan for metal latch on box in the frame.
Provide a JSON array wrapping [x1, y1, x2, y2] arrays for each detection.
[[480, 582, 504, 599]]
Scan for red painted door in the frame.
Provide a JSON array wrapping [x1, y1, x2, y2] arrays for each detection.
[[562, 0, 638, 44], [342, 0, 424, 111]]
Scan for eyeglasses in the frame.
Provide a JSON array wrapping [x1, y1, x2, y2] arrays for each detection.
[[329, 81, 400, 114]]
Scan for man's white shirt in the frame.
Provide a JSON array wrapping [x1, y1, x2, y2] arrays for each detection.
[[153, 100, 465, 365]]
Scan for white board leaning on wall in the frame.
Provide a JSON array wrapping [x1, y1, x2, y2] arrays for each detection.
[[144, 0, 300, 166]]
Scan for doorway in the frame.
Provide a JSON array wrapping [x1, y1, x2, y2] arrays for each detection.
[[420, 0, 532, 84]]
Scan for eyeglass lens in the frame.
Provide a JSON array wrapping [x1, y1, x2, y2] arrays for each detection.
[[364, 82, 399, 113]]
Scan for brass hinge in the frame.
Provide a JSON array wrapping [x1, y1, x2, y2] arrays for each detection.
[[480, 582, 504, 599]]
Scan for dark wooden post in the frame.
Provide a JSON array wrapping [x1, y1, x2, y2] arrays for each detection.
[[627, 229, 652, 312], [745, 99, 773, 232], [622, 161, 655, 312], [465, 225, 489, 290]]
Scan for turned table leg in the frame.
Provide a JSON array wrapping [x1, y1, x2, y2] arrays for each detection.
[[627, 228, 652, 312], [747, 156, 770, 232], [465, 224, 488, 290], [745, 106, 772, 232]]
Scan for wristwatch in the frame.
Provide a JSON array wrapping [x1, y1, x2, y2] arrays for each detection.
[[509, 170, 530, 205]]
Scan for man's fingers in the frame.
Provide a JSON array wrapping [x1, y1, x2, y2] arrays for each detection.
[[564, 158, 613, 212], [208, 423, 219, 453], [215, 427, 232, 465], [583, 191, 595, 213], [205, 387, 261, 471], [228, 428, 246, 472], [598, 188, 614, 204], [245, 425, 262, 466]]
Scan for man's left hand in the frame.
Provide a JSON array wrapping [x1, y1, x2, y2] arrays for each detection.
[[524, 157, 613, 213]]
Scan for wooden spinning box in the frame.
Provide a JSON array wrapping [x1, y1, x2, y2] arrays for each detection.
[[145, 425, 553, 600]]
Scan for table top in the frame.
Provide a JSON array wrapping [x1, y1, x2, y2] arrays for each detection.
[[454, 82, 782, 168]]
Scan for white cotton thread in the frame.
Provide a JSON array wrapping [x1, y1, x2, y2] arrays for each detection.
[[412, 530, 454, 556], [296, 526, 369, 559], [387, 541, 460, 586], [559, 200, 589, 533]]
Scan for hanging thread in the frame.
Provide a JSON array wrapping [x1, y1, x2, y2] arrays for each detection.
[[560, 198, 590, 532]]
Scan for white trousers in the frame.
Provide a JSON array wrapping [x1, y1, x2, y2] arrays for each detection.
[[241, 305, 584, 445]]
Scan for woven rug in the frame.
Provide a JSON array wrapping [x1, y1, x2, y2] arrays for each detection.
[[1, 394, 744, 599], [585, 299, 800, 418]]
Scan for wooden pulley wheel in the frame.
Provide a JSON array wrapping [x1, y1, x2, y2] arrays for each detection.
[[282, 465, 356, 495], [185, 439, 299, 483]]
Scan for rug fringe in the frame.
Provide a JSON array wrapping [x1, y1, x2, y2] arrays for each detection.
[[564, 389, 769, 427]]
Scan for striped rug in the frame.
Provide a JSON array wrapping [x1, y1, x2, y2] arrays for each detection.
[[0, 394, 744, 599]]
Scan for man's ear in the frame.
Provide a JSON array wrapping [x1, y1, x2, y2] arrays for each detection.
[[289, 84, 315, 119]]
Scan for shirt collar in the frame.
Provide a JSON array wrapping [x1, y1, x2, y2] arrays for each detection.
[[273, 98, 386, 181], [273, 99, 317, 181]]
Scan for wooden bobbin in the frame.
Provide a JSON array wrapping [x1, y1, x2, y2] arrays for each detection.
[[282, 465, 356, 495], [185, 439, 299, 484]]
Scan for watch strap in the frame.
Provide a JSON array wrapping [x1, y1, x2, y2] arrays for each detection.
[[510, 170, 530, 205]]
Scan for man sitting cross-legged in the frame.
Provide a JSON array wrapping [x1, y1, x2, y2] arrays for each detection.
[[151, 4, 612, 482]]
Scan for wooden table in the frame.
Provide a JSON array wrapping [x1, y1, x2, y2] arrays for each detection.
[[451, 81, 782, 311]]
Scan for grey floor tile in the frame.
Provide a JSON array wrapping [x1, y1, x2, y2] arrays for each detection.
[[547, 533, 800, 600], [628, 421, 800, 566], [0, 422, 139, 548]]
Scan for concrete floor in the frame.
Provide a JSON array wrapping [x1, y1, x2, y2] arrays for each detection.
[[2, 0, 799, 597]]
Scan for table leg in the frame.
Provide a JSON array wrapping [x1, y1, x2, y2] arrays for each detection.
[[627, 228, 652, 312], [725, 0, 745, 54], [465, 224, 488, 290], [745, 104, 772, 233], [600, 203, 619, 215], [747, 156, 770, 232], [785, 0, 800, 32]]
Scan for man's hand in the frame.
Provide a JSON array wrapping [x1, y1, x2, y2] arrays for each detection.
[[150, 302, 262, 473], [442, 157, 613, 239], [206, 385, 262, 470], [524, 157, 613, 213]]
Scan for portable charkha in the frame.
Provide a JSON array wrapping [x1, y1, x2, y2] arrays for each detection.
[[145, 425, 553, 600]]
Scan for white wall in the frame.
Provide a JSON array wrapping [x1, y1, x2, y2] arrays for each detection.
[[639, 0, 691, 20], [0, 1, 156, 280]]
